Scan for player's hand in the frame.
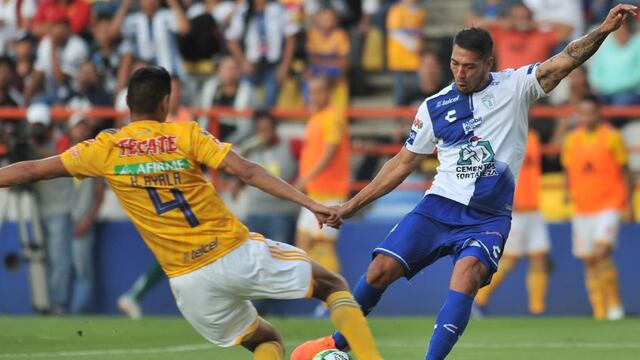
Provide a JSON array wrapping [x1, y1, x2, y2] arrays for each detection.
[[310, 203, 342, 229], [324, 205, 343, 228], [600, 4, 637, 33]]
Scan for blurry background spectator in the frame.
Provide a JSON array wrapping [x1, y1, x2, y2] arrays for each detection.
[[112, 0, 190, 111], [523, 0, 583, 43], [296, 75, 350, 277], [304, 0, 380, 96], [226, 0, 299, 109], [466, 0, 522, 26], [386, 0, 426, 105], [562, 95, 629, 320], [178, 0, 225, 103], [0, 0, 36, 55], [296, 75, 350, 317], [199, 56, 254, 143], [234, 111, 300, 245], [27, 103, 74, 314], [31, 0, 91, 38], [588, 18, 640, 106], [65, 61, 113, 130], [67, 113, 105, 314], [402, 52, 446, 106], [166, 78, 193, 123], [65, 61, 111, 111], [13, 32, 36, 91], [23, 15, 88, 104], [89, 13, 128, 97], [483, 3, 559, 70], [0, 56, 23, 107], [305, 5, 350, 110]]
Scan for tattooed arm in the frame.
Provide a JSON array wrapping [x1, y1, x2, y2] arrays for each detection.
[[536, 4, 637, 93]]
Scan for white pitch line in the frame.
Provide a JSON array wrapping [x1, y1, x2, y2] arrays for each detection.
[[2, 340, 640, 358], [0, 344, 212, 358]]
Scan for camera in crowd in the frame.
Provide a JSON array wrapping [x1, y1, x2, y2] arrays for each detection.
[[0, 103, 52, 164]]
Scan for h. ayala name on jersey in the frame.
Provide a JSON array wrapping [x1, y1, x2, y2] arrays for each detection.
[[117, 136, 178, 157], [455, 136, 498, 179]]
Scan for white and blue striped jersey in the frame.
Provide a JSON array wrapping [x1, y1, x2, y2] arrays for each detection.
[[406, 63, 547, 215], [121, 10, 185, 78]]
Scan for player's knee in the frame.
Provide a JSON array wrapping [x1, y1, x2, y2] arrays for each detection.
[[311, 262, 348, 301], [241, 318, 283, 352], [366, 254, 404, 288], [450, 257, 488, 296], [325, 272, 349, 294]]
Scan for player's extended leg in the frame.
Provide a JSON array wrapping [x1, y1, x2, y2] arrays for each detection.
[[306, 260, 383, 360], [291, 253, 403, 359], [474, 255, 518, 311], [240, 317, 285, 360], [426, 256, 489, 360], [527, 253, 548, 315], [594, 243, 624, 320], [294, 208, 448, 359]]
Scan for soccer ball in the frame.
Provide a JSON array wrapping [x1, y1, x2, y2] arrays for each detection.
[[312, 349, 351, 360]]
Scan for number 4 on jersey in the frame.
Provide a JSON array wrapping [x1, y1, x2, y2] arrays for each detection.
[[146, 188, 200, 227]]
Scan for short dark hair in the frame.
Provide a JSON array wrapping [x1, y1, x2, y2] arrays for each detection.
[[453, 28, 494, 59], [580, 94, 601, 108], [126, 66, 171, 114]]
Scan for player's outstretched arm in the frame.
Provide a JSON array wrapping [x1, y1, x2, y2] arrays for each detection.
[[535, 4, 637, 93], [0, 156, 70, 188], [219, 150, 341, 227], [340, 147, 426, 219]]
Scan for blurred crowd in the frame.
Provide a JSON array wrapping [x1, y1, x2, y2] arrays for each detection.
[[0, 0, 637, 161], [1, 0, 640, 315]]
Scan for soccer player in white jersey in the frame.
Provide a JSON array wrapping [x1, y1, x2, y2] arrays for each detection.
[[292, 5, 637, 360]]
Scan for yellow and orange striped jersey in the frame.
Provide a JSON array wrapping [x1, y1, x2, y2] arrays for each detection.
[[60, 120, 249, 277]]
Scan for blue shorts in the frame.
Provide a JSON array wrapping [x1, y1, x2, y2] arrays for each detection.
[[373, 195, 511, 285]]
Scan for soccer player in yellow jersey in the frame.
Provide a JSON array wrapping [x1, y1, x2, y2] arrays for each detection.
[[0, 67, 383, 360]]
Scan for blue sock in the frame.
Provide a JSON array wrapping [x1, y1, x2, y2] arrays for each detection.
[[331, 273, 386, 350], [425, 289, 474, 360]]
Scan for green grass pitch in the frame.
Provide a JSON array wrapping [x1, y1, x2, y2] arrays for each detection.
[[0, 316, 639, 359]]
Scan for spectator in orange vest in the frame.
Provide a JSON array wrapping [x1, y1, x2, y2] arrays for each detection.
[[295, 75, 350, 287], [562, 94, 631, 320]]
